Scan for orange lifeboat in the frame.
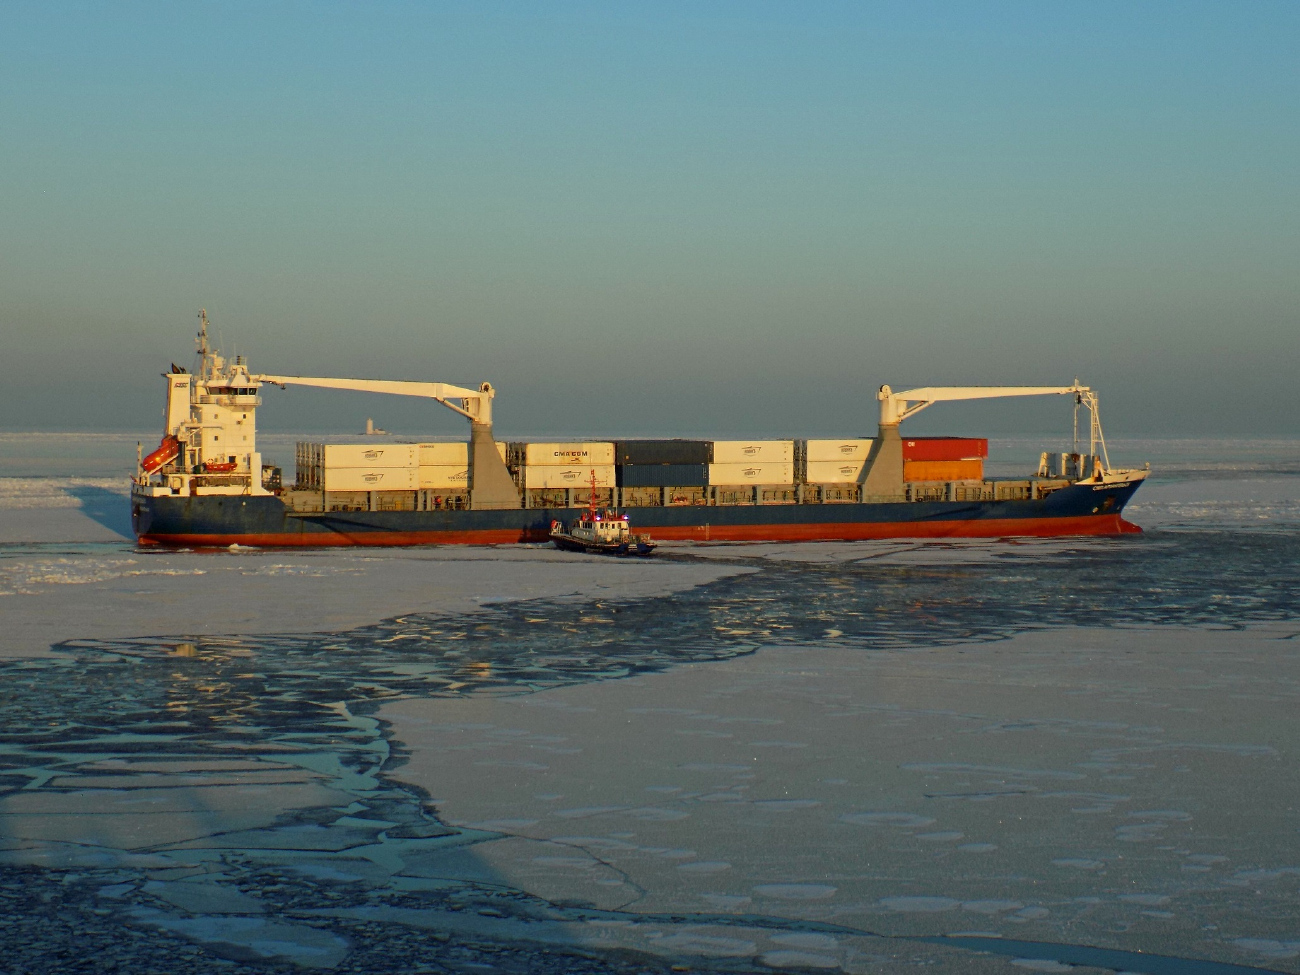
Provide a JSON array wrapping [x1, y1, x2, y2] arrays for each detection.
[[141, 435, 181, 474], [202, 459, 238, 473]]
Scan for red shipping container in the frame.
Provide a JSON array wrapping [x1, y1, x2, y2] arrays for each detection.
[[902, 437, 988, 462]]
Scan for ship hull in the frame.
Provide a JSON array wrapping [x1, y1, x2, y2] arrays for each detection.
[[132, 479, 1144, 548]]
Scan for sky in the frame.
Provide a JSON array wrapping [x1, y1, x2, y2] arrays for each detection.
[[1, 1, 1297, 441]]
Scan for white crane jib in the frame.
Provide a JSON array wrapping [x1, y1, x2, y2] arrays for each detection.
[[255, 373, 521, 510], [878, 383, 1090, 425], [255, 376, 495, 426], [859, 382, 1116, 500], [878, 382, 1107, 468]]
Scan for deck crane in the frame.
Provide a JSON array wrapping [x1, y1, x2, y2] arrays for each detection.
[[255, 374, 520, 509], [863, 383, 1116, 500]]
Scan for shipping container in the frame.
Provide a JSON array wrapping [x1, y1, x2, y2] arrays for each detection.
[[323, 467, 419, 492], [902, 459, 984, 482], [323, 443, 418, 468], [617, 463, 708, 488], [420, 442, 506, 464], [805, 460, 866, 484], [710, 441, 795, 464], [804, 439, 873, 463], [616, 440, 711, 466], [901, 438, 988, 462], [295, 442, 322, 489], [523, 465, 617, 489], [417, 442, 469, 466], [708, 462, 795, 485], [524, 442, 615, 466], [416, 465, 470, 489]]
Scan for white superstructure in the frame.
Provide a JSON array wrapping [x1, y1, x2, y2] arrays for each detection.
[[135, 310, 521, 508], [135, 311, 272, 498]]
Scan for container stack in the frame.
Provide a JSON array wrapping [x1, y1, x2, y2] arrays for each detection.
[[295, 442, 323, 490], [613, 440, 710, 507], [803, 439, 873, 484], [615, 440, 709, 488], [294, 441, 500, 509], [416, 442, 469, 490], [514, 444, 616, 506], [319, 444, 418, 492], [708, 441, 795, 486], [901, 437, 987, 482]]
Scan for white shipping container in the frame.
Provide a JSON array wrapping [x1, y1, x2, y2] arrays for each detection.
[[805, 439, 873, 463], [417, 465, 470, 489], [806, 460, 866, 483], [710, 441, 794, 464], [324, 443, 418, 468], [324, 467, 418, 492], [417, 442, 469, 466], [708, 462, 795, 485], [524, 465, 617, 489], [524, 442, 615, 466]]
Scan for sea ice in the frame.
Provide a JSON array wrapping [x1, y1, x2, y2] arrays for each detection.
[[381, 622, 1300, 961], [0, 543, 747, 658]]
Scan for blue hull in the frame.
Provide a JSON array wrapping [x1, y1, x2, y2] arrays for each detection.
[[132, 479, 1144, 547]]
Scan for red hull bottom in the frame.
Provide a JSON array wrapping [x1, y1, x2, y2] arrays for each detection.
[[140, 514, 1141, 549]]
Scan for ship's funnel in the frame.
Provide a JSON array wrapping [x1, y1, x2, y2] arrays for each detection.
[[163, 372, 193, 437]]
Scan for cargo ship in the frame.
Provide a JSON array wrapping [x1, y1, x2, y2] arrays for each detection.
[[130, 313, 1147, 547]]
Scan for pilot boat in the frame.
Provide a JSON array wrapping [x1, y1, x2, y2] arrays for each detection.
[[550, 473, 657, 556]]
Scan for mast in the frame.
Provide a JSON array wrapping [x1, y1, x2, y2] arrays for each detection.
[[196, 309, 208, 360], [196, 309, 216, 379]]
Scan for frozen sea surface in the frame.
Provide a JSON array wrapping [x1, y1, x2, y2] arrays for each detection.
[[0, 436, 1297, 973]]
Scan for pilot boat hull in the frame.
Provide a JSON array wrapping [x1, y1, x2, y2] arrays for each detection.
[[550, 531, 657, 556]]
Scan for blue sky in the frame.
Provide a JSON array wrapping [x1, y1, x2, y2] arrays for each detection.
[[2, 2, 1296, 438]]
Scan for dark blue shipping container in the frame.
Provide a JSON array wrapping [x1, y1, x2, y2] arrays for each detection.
[[616, 440, 711, 466], [617, 463, 709, 487]]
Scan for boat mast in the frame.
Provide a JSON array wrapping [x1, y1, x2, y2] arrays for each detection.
[[196, 309, 213, 379]]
